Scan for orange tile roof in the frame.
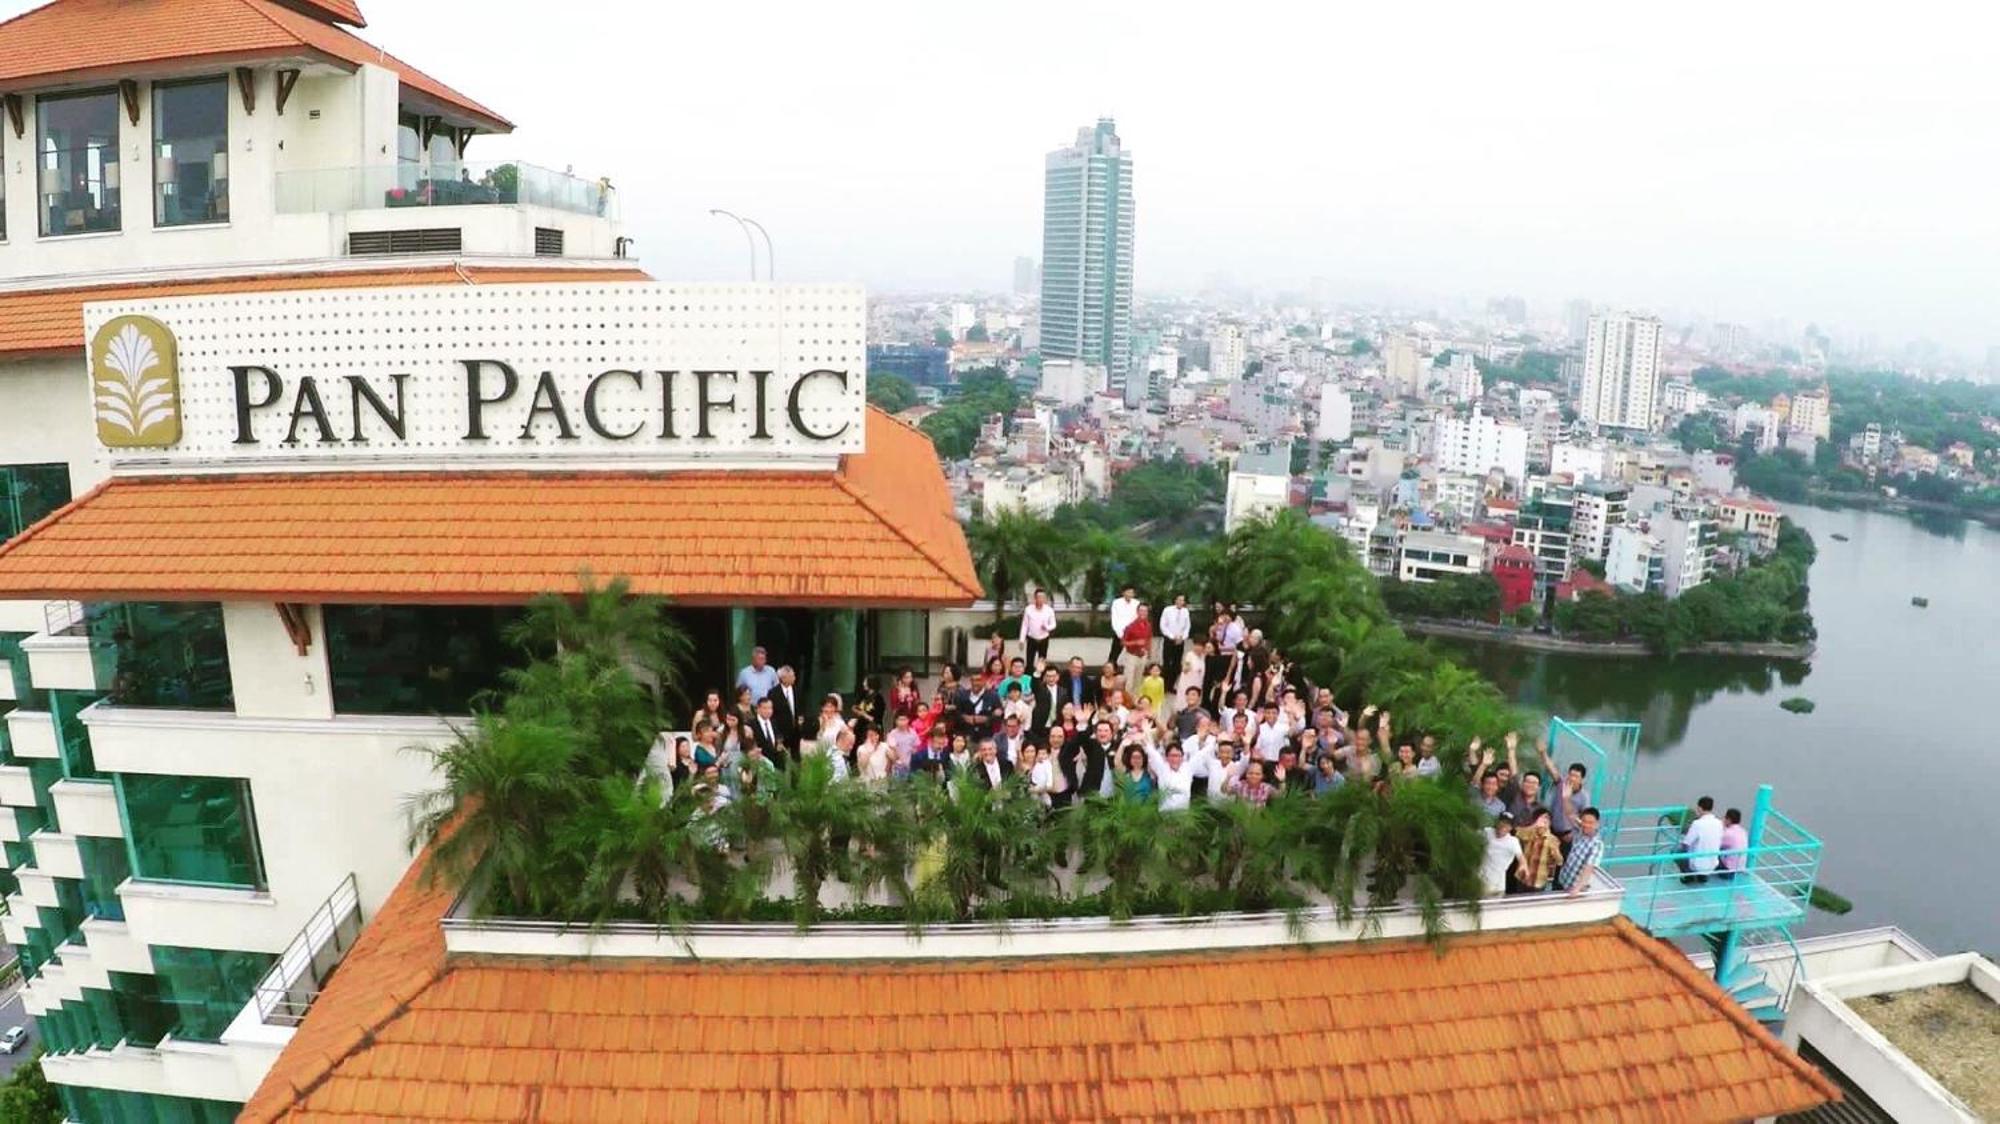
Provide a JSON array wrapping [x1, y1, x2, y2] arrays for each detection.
[[242, 858, 1837, 1123], [0, 410, 980, 608], [0, 265, 649, 359], [0, 0, 502, 128], [280, 0, 365, 26]]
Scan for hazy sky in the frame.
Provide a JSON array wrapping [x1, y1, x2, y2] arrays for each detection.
[[11, 1, 2000, 351]]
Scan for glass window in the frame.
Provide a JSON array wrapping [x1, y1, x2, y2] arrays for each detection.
[[325, 604, 524, 715], [48, 689, 102, 778], [93, 602, 233, 710], [150, 945, 277, 1042], [1, 462, 72, 542], [153, 77, 229, 226], [79, 835, 130, 922], [118, 773, 266, 890], [36, 87, 121, 236]]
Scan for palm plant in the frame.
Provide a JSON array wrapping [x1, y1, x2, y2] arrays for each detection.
[[965, 507, 1065, 623], [554, 776, 766, 928], [505, 572, 695, 716], [495, 650, 661, 777], [912, 775, 1053, 923], [758, 754, 876, 927], [404, 715, 586, 916], [1065, 783, 1182, 919], [1325, 775, 1486, 941], [1183, 794, 1313, 913], [1064, 525, 1137, 631]]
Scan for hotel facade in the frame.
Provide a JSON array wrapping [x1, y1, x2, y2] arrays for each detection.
[[0, 2, 978, 1119]]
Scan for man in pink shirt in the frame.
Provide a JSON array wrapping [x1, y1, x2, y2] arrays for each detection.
[[1718, 807, 1749, 881]]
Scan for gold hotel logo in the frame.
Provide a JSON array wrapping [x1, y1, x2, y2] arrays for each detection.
[[91, 315, 182, 449]]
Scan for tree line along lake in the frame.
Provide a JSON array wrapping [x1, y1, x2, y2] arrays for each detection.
[[1427, 502, 2000, 957]]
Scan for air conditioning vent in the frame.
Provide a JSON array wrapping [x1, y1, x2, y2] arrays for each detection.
[[534, 227, 565, 257], [346, 228, 463, 256]]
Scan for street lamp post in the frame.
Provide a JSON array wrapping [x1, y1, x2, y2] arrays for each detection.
[[709, 209, 775, 282]]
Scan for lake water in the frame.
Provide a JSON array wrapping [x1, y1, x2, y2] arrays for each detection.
[[1429, 504, 2000, 956]]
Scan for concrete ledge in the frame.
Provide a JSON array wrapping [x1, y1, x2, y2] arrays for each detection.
[[50, 779, 123, 839], [444, 880, 1625, 961], [19, 632, 111, 692], [0, 765, 37, 809], [28, 830, 84, 881], [5, 710, 60, 760], [1784, 952, 1997, 1124]]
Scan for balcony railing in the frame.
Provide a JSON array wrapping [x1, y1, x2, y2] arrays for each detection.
[[1598, 790, 1820, 939], [252, 872, 361, 1027], [274, 160, 617, 219]]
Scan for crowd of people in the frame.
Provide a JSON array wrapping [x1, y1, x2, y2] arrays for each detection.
[[656, 594, 1629, 900]]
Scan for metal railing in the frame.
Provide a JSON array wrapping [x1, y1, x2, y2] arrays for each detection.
[[1597, 788, 1821, 939], [252, 872, 362, 1027], [274, 160, 617, 219], [42, 600, 85, 638]]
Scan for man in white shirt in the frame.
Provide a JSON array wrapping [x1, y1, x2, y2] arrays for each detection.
[[1107, 586, 1140, 664], [1158, 595, 1192, 690], [1480, 815, 1523, 898], [1253, 701, 1293, 763], [1018, 588, 1057, 669], [1679, 795, 1724, 883]]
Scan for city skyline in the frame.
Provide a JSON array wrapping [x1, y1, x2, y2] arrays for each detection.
[[1, 0, 1982, 358]]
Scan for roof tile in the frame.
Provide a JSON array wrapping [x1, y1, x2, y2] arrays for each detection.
[[239, 847, 1840, 1124], [0, 0, 502, 126], [0, 411, 978, 607]]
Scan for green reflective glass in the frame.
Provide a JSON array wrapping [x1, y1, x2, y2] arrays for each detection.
[[48, 688, 102, 778], [79, 834, 130, 921], [325, 603, 524, 715], [0, 463, 71, 541], [117, 774, 266, 890], [149, 944, 277, 1042], [93, 603, 233, 710]]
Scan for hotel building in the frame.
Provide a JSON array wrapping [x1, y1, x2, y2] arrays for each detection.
[[0, 2, 981, 1118], [0, 3, 1950, 1123]]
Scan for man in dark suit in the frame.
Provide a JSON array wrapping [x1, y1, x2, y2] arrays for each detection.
[[1030, 665, 1066, 745], [993, 713, 1029, 768], [767, 666, 803, 761], [1057, 656, 1097, 713], [1057, 718, 1115, 806], [749, 696, 786, 761], [969, 739, 1014, 790], [953, 670, 1001, 740]]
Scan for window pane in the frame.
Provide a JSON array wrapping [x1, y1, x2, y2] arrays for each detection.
[[154, 78, 229, 226], [36, 88, 121, 236], [79, 835, 130, 921], [94, 602, 233, 710], [325, 604, 524, 715], [150, 945, 277, 1042], [119, 773, 266, 889], [397, 111, 421, 163], [1, 462, 72, 542]]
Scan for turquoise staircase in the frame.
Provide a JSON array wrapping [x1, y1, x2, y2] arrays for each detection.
[[1544, 721, 1821, 1027]]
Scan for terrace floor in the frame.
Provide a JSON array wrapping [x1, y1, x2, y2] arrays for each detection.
[[1616, 872, 1807, 937]]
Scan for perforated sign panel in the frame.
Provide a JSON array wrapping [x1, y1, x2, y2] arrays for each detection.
[[82, 282, 867, 473]]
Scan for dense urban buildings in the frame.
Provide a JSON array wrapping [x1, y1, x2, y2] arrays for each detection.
[[1038, 118, 1135, 394]]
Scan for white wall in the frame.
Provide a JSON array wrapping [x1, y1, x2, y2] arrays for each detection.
[[82, 705, 450, 951]]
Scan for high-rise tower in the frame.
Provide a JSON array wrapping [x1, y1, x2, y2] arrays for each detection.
[[1039, 119, 1134, 392]]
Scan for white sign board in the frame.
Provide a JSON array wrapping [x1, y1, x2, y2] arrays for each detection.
[[82, 282, 867, 472]]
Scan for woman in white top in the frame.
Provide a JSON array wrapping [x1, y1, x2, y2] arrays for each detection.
[[816, 693, 848, 753], [856, 727, 893, 784], [1142, 738, 1218, 812], [1024, 745, 1056, 808], [1173, 639, 1207, 710]]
